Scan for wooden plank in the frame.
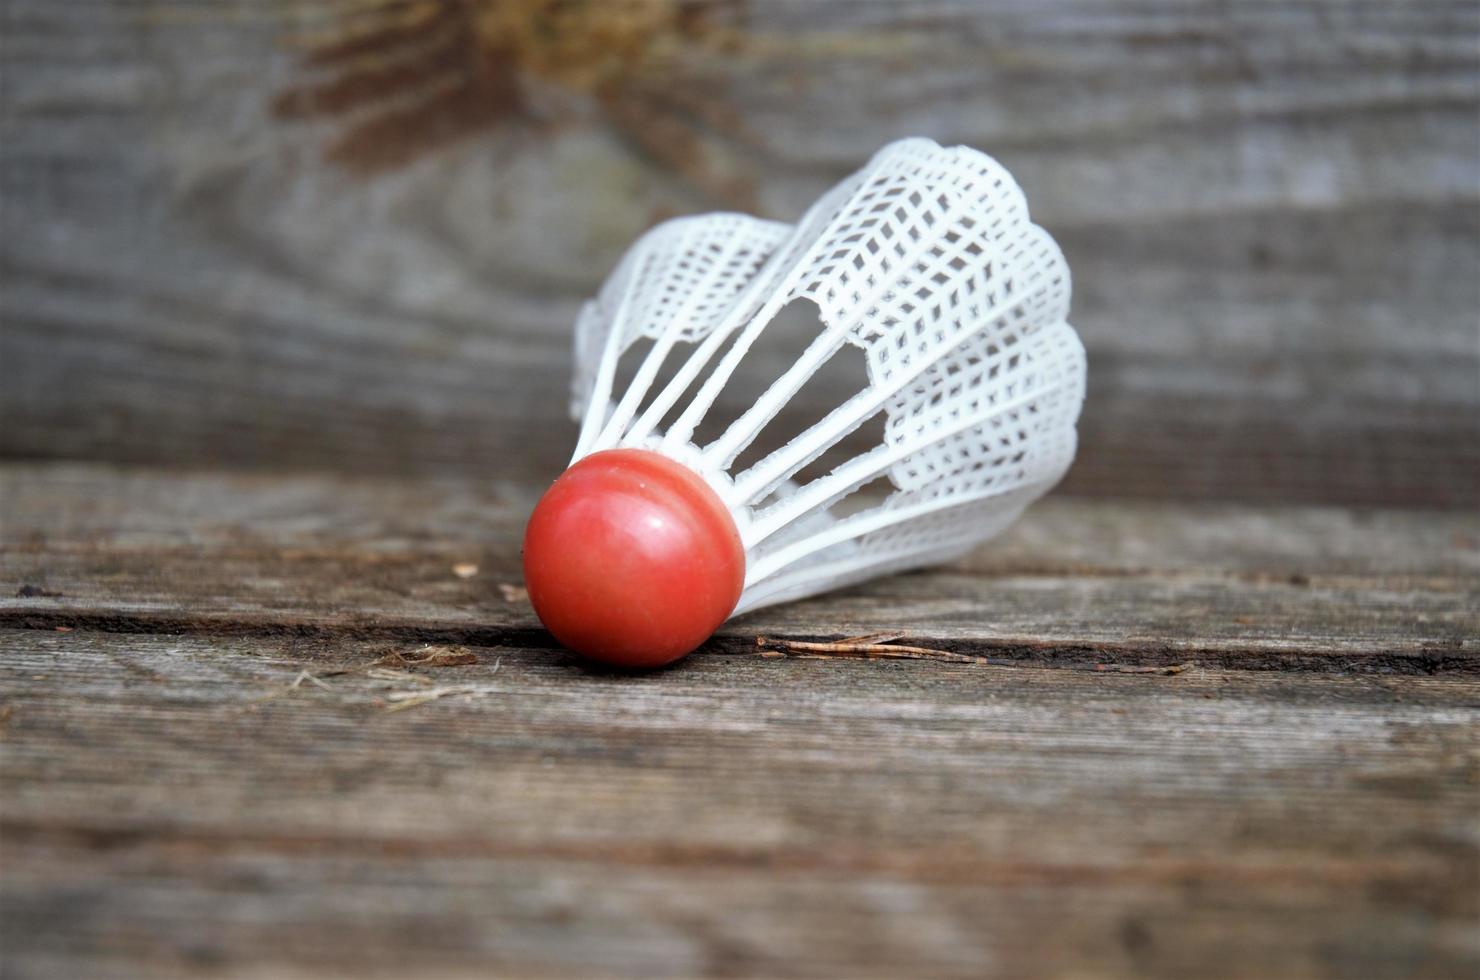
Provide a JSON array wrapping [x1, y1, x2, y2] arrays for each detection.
[[2, 627, 1477, 979], [2, 463, 1477, 673], [2, 1, 1477, 507]]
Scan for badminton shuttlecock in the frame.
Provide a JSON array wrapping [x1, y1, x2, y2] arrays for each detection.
[[524, 138, 1086, 667]]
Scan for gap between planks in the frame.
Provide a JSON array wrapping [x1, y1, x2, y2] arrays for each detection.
[[1, 612, 1474, 676]]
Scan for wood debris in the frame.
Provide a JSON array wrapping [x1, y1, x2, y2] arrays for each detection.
[[371, 645, 478, 668], [757, 635, 1196, 677], [289, 669, 333, 690], [366, 662, 502, 713], [248, 649, 496, 714], [756, 634, 993, 665]]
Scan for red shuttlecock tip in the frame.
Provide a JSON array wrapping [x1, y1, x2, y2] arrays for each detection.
[[522, 449, 745, 668]]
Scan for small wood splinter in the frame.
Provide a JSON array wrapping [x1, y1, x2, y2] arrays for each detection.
[[756, 636, 1197, 676], [755, 634, 991, 665], [372, 645, 479, 669]]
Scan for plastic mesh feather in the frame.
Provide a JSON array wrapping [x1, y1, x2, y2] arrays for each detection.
[[569, 138, 1086, 615]]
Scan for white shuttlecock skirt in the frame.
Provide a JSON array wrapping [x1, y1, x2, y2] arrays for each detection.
[[568, 138, 1086, 616]]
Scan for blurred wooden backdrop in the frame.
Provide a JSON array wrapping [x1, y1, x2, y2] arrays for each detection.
[[3, 0, 1478, 508]]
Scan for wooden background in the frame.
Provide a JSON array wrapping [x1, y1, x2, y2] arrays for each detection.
[[2, 2, 1479, 978], [3, 0, 1477, 505]]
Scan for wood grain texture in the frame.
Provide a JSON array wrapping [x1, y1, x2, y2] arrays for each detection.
[[2, 1, 1478, 507], [2, 463, 1477, 673], [1, 462, 1478, 977], [3, 629, 1478, 980]]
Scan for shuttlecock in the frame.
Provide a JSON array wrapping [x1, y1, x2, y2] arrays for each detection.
[[523, 138, 1086, 667]]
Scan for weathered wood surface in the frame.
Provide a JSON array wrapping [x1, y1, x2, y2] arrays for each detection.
[[3, 631, 1478, 980], [3, 1, 1478, 507], [2, 463, 1478, 977], [3, 463, 1477, 673]]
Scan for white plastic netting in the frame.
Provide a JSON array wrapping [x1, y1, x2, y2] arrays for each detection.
[[569, 138, 1086, 615]]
